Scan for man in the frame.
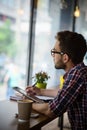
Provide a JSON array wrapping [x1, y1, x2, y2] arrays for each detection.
[[26, 31, 87, 130]]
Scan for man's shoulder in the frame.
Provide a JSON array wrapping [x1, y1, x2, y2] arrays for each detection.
[[68, 62, 87, 76]]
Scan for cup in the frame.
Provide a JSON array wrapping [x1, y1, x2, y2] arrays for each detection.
[[17, 99, 33, 122]]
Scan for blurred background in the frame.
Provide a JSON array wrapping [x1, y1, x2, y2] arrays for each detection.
[[0, 0, 87, 100]]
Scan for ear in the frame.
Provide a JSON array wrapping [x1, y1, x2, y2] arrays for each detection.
[[62, 54, 69, 63]]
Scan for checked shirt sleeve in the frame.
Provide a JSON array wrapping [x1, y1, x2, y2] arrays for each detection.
[[49, 69, 84, 116]]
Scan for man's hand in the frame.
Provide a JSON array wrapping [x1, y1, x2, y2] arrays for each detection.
[[26, 86, 41, 95]]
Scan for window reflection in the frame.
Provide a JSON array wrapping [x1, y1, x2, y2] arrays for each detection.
[[75, 0, 87, 65], [32, 0, 65, 88], [0, 0, 30, 100]]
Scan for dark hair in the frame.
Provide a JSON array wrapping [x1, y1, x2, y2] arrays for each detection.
[[56, 31, 87, 65]]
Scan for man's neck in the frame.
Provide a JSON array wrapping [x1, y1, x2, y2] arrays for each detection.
[[65, 61, 75, 72]]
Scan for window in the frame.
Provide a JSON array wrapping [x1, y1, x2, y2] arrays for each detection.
[[0, 0, 30, 100], [75, 0, 87, 65], [30, 0, 73, 88]]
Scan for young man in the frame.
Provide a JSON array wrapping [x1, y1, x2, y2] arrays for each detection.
[[26, 31, 87, 130]]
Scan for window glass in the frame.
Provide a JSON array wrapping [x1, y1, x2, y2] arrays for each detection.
[[31, 0, 73, 88], [75, 0, 87, 65], [0, 0, 30, 100]]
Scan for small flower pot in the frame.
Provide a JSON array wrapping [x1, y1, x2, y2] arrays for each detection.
[[36, 83, 47, 89]]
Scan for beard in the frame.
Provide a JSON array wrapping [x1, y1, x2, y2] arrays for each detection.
[[55, 64, 66, 69], [54, 59, 66, 70]]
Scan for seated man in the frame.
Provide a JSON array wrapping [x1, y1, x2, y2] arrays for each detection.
[[26, 30, 87, 130]]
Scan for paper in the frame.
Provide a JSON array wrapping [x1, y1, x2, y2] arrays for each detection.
[[36, 95, 54, 101]]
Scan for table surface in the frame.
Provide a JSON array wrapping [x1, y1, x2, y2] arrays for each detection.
[[0, 100, 57, 130]]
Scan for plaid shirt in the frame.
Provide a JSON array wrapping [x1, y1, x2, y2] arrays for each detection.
[[49, 62, 87, 130]]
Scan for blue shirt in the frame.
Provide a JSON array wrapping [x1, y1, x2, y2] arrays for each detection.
[[49, 62, 87, 130]]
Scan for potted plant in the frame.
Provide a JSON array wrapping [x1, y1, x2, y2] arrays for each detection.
[[32, 71, 50, 89]]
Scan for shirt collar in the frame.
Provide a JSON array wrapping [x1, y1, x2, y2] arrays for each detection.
[[63, 62, 85, 80]]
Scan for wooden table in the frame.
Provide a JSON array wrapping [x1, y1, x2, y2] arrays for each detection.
[[0, 100, 57, 130]]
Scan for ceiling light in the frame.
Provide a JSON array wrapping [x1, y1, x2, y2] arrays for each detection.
[[74, 6, 80, 17]]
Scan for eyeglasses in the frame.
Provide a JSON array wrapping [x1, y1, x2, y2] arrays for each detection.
[[51, 49, 64, 56]]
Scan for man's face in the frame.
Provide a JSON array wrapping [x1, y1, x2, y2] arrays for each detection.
[[51, 40, 65, 69]]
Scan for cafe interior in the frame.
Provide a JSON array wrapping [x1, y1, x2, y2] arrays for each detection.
[[0, 0, 87, 130]]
